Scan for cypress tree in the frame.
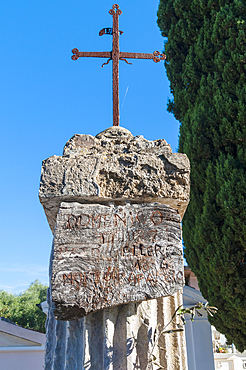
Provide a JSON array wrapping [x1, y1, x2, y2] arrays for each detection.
[[157, 0, 246, 351]]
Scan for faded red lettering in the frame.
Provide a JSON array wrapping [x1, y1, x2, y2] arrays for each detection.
[[136, 273, 144, 284], [67, 215, 77, 229], [151, 211, 163, 225], [163, 270, 175, 283], [91, 214, 101, 228], [128, 272, 136, 284], [146, 273, 156, 285], [134, 259, 142, 270], [129, 211, 134, 226], [114, 213, 126, 227]]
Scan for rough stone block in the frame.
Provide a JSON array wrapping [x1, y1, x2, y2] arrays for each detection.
[[51, 201, 184, 320], [39, 127, 190, 233]]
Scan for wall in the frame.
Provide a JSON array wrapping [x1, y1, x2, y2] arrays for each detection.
[[0, 347, 45, 370]]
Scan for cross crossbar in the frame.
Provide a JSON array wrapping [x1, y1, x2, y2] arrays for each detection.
[[72, 4, 166, 127]]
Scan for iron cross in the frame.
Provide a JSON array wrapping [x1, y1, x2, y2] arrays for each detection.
[[72, 4, 166, 127]]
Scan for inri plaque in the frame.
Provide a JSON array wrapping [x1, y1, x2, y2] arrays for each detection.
[[51, 201, 184, 320]]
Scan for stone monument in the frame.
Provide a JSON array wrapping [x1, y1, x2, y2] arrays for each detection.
[[40, 5, 190, 369], [40, 127, 190, 369]]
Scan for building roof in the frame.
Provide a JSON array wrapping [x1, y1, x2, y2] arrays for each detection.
[[0, 318, 45, 348]]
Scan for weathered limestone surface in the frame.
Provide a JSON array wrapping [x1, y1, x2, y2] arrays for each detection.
[[52, 202, 183, 320], [41, 127, 189, 369], [39, 127, 190, 233], [45, 283, 187, 370]]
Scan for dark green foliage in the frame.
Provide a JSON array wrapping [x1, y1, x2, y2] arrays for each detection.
[[0, 280, 48, 333], [158, 0, 246, 351]]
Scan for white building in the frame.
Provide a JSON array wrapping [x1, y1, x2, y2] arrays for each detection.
[[0, 317, 45, 370], [212, 325, 246, 370], [183, 285, 215, 370]]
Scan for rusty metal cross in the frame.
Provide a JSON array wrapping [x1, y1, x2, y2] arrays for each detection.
[[72, 4, 166, 127]]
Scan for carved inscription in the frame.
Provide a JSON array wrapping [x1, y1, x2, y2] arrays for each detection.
[[51, 202, 184, 320]]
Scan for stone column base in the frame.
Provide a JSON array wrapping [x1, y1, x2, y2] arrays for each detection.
[[44, 287, 187, 370]]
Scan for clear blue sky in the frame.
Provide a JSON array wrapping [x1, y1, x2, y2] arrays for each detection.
[[0, 0, 180, 294]]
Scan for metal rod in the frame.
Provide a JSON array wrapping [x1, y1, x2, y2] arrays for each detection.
[[110, 5, 121, 126], [71, 50, 111, 60], [120, 51, 166, 62]]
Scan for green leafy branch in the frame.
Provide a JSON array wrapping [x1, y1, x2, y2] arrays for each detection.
[[146, 302, 217, 370]]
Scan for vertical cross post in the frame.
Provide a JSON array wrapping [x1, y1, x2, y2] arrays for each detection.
[[110, 5, 122, 127]]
